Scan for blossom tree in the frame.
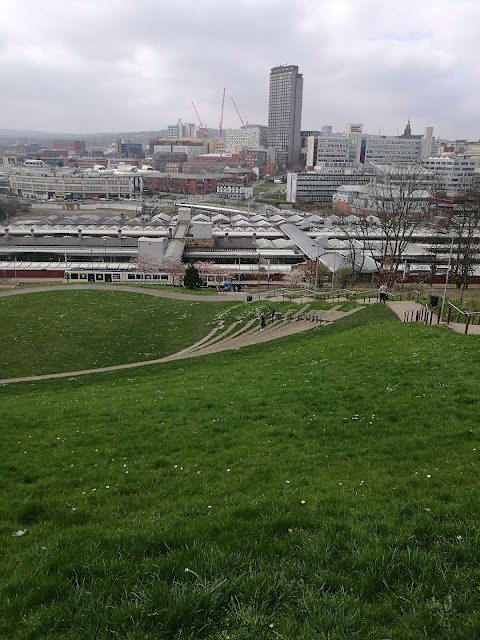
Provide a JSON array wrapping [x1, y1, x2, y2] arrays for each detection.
[[195, 260, 215, 286], [283, 270, 305, 289], [130, 253, 160, 284], [164, 259, 186, 286]]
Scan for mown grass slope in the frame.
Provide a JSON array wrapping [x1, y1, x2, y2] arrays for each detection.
[[0, 290, 235, 378], [1, 304, 479, 639]]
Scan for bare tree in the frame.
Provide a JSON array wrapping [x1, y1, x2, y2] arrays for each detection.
[[130, 253, 160, 284], [336, 211, 382, 283], [365, 165, 435, 276], [450, 181, 480, 300], [164, 258, 186, 286], [0, 197, 21, 224]]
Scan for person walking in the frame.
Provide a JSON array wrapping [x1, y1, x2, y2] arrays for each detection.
[[378, 283, 388, 303], [260, 313, 266, 331], [271, 309, 276, 324]]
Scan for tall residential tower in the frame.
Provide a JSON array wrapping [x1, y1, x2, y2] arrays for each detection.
[[267, 65, 303, 169]]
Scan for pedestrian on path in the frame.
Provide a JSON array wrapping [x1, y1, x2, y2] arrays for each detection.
[[260, 313, 266, 331], [378, 283, 388, 303], [271, 309, 276, 323]]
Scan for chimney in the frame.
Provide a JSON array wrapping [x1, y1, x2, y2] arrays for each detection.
[[77, 228, 82, 240], [5, 228, 9, 240], [117, 228, 122, 240]]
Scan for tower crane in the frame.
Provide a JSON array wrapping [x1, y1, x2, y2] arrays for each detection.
[[191, 101, 207, 138], [231, 97, 247, 127], [218, 88, 226, 140]]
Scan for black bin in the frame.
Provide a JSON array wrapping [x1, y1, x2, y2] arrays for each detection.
[[246, 295, 253, 302], [430, 295, 439, 307]]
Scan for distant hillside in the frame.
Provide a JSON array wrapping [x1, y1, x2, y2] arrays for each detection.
[[0, 129, 169, 146]]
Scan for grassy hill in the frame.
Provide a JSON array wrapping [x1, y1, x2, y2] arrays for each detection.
[[1, 303, 479, 639], [0, 290, 235, 378]]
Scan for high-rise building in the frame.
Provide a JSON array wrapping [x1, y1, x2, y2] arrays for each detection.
[[267, 65, 303, 169]]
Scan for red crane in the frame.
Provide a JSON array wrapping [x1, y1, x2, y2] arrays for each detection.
[[192, 101, 207, 138], [218, 88, 226, 140], [231, 97, 247, 127]]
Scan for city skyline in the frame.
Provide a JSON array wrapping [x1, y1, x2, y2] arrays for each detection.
[[1, 0, 479, 139]]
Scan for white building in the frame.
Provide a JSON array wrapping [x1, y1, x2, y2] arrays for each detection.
[[216, 185, 253, 200], [8, 165, 145, 200], [361, 127, 435, 165], [420, 156, 478, 194], [167, 121, 197, 139], [363, 136, 423, 164], [287, 163, 374, 204], [312, 135, 362, 165]]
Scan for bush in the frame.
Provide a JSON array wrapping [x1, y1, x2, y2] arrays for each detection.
[[183, 264, 202, 289]]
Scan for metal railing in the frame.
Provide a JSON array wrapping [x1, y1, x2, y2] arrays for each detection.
[[404, 304, 435, 326], [404, 301, 480, 334], [445, 303, 480, 335], [254, 286, 423, 304]]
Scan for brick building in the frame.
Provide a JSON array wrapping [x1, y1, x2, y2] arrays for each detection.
[[52, 140, 86, 153]]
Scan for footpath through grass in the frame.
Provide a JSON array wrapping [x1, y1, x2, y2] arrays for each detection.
[[1, 304, 480, 639], [0, 290, 233, 378]]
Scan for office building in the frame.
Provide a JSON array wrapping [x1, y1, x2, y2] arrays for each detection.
[[286, 163, 374, 204], [225, 125, 268, 148], [167, 121, 197, 139], [114, 140, 144, 159], [420, 156, 478, 194], [267, 65, 303, 170]]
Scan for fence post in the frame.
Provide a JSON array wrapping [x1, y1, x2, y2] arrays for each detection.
[[447, 307, 451, 324], [437, 309, 441, 324], [465, 315, 470, 335]]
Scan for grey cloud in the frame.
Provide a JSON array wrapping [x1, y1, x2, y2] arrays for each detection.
[[0, 0, 478, 138]]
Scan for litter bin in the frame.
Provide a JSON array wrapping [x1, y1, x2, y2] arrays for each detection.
[[430, 295, 439, 307], [246, 295, 253, 302]]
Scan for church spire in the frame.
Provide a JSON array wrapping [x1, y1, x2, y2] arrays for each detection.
[[403, 119, 412, 137]]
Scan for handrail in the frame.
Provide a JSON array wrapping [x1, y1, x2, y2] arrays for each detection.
[[444, 302, 480, 334], [403, 303, 434, 326]]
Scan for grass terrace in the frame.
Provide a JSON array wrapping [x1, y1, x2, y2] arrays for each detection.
[[1, 301, 480, 638]]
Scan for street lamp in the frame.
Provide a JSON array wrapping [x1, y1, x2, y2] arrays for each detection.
[[439, 235, 455, 323], [313, 247, 321, 300]]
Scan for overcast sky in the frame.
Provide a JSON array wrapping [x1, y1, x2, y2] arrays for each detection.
[[1, 0, 478, 139]]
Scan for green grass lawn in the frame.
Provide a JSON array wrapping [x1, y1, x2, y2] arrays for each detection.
[[1, 304, 480, 638], [0, 290, 233, 378], [253, 182, 277, 195]]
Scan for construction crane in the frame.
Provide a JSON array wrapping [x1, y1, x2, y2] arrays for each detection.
[[231, 97, 247, 127], [191, 101, 207, 138], [218, 88, 226, 140]]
